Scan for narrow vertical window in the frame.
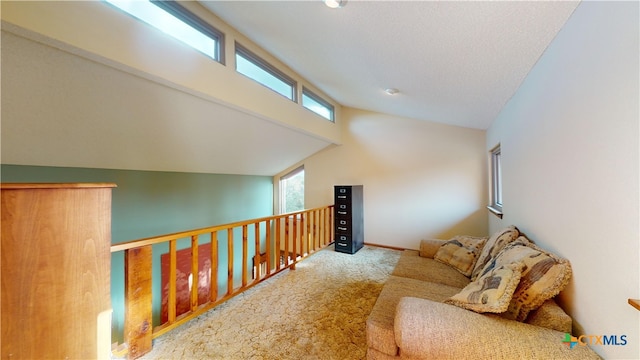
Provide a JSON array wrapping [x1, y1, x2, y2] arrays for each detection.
[[279, 166, 304, 214], [488, 144, 503, 218]]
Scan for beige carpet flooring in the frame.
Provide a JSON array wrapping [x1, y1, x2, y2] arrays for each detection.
[[139, 245, 401, 360]]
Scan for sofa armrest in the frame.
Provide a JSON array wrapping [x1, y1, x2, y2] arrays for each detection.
[[394, 297, 599, 359], [419, 239, 446, 258], [525, 298, 572, 333]]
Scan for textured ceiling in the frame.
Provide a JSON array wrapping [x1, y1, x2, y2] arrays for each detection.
[[200, 0, 580, 130]]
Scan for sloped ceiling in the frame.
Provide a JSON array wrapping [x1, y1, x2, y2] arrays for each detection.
[[2, 1, 580, 176], [1, 26, 331, 176], [201, 0, 580, 130]]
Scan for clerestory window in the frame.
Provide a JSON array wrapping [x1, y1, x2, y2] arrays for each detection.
[[302, 87, 335, 122], [235, 42, 297, 102], [104, 0, 224, 62]]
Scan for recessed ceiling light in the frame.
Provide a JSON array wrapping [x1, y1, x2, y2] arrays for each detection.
[[324, 0, 347, 9], [385, 88, 399, 95]]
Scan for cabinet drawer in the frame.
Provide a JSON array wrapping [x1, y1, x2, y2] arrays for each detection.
[[335, 218, 352, 228], [335, 224, 352, 234], [335, 237, 353, 250], [335, 208, 350, 218], [335, 234, 352, 243]]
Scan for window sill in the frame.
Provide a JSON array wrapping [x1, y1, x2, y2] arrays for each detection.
[[487, 205, 503, 219]]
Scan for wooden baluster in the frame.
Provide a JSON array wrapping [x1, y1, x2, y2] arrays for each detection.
[[325, 207, 330, 246], [284, 217, 290, 267], [275, 218, 282, 271], [318, 211, 327, 247], [291, 215, 298, 270], [242, 225, 248, 287], [168, 240, 177, 323], [210, 231, 218, 303], [190, 235, 199, 312], [124, 245, 153, 359], [254, 222, 261, 281], [306, 211, 312, 253], [300, 212, 306, 256], [330, 206, 335, 245], [266, 219, 272, 275], [314, 210, 320, 249], [227, 228, 233, 295]]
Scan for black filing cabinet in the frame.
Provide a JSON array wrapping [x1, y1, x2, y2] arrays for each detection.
[[334, 185, 364, 254]]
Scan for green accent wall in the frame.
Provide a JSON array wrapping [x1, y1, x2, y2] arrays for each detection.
[[1, 165, 273, 343]]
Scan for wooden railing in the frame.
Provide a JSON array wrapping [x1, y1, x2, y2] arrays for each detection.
[[110, 205, 334, 359]]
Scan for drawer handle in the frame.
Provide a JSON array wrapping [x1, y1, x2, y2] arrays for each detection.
[[337, 211, 347, 215], [339, 236, 347, 240], [337, 195, 347, 199], [338, 242, 347, 247], [339, 189, 346, 193], [339, 220, 347, 225], [339, 205, 346, 209], [338, 227, 347, 231]]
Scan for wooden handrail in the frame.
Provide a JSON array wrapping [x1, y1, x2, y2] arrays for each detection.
[[110, 206, 332, 252], [629, 299, 640, 311], [111, 205, 334, 359]]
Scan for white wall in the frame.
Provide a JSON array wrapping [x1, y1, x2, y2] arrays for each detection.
[[300, 107, 487, 250], [1, 1, 341, 144], [487, 1, 639, 358]]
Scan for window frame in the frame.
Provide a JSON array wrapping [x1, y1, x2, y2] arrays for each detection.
[[104, 0, 225, 63], [279, 166, 305, 214], [235, 42, 298, 102], [488, 144, 503, 218], [151, 0, 225, 64], [302, 87, 335, 122]]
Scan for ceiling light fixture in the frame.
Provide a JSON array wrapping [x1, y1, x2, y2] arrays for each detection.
[[324, 0, 347, 9], [385, 88, 399, 95]]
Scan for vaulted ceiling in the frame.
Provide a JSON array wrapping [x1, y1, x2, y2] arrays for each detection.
[[1, 1, 581, 176], [201, 1, 579, 130]]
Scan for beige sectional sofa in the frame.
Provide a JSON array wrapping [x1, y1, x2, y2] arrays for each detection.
[[366, 226, 600, 359]]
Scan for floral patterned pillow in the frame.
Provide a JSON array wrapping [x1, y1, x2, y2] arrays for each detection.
[[445, 261, 524, 313], [470, 226, 520, 281], [434, 235, 487, 277], [481, 236, 573, 321]]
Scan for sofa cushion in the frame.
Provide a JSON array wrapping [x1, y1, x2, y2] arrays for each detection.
[[481, 236, 572, 321], [366, 275, 461, 357], [395, 297, 600, 360], [391, 250, 470, 289], [445, 261, 523, 313], [434, 235, 487, 276], [470, 225, 520, 281], [419, 239, 447, 258], [525, 298, 573, 333]]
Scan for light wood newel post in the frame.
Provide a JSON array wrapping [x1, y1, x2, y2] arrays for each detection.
[[168, 240, 177, 323], [210, 232, 218, 302], [124, 245, 153, 359], [190, 236, 199, 312]]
